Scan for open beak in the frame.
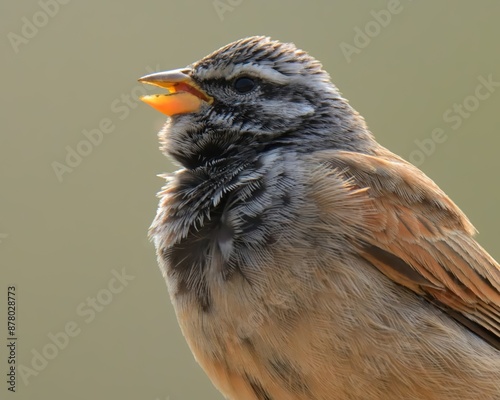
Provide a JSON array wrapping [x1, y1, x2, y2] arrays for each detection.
[[138, 69, 213, 116]]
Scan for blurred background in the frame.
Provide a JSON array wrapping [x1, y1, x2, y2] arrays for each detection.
[[1, 1, 499, 399]]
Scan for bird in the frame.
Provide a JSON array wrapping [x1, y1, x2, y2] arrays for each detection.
[[139, 36, 500, 399]]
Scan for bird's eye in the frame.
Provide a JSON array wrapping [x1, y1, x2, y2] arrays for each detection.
[[233, 76, 256, 94]]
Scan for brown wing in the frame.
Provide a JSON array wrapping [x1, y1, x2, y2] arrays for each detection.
[[317, 149, 500, 350]]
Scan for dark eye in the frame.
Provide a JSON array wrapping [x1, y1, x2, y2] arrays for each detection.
[[233, 76, 256, 94]]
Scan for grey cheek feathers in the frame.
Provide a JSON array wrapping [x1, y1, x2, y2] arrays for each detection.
[[262, 100, 315, 120]]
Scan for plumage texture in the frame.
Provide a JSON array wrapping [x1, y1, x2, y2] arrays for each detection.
[[147, 36, 500, 399]]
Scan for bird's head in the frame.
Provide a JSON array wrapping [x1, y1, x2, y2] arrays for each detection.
[[139, 36, 370, 168]]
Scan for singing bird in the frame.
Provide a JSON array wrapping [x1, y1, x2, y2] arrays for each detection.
[[139, 36, 500, 399]]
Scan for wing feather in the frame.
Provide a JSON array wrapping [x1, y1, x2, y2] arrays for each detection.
[[316, 150, 500, 350]]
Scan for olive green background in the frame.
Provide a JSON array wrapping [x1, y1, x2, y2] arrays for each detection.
[[1, 1, 499, 399]]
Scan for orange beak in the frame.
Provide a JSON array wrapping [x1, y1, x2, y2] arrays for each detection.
[[138, 69, 213, 116]]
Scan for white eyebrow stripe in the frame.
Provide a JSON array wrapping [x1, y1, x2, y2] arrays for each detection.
[[227, 63, 290, 83], [197, 63, 291, 85]]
